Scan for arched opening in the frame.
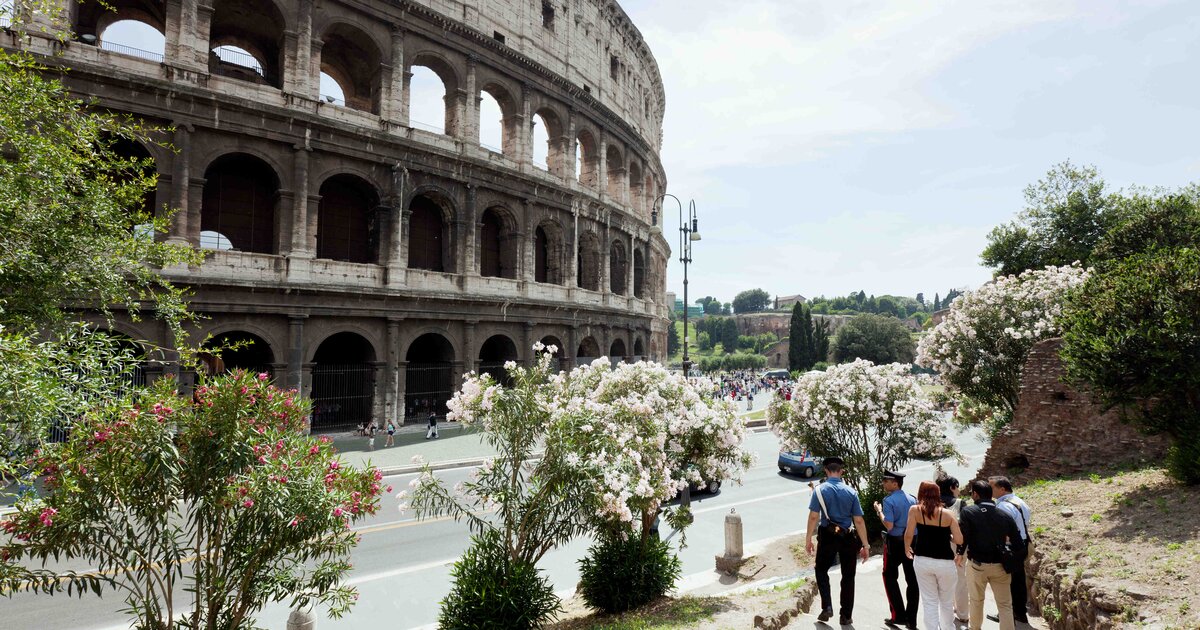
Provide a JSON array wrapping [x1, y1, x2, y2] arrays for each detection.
[[409, 59, 456, 135], [208, 0, 286, 88], [479, 207, 516, 279], [75, 1, 166, 62], [319, 72, 346, 106], [535, 221, 564, 285], [478, 334, 518, 385], [609, 239, 628, 296], [109, 136, 157, 240], [408, 194, 450, 272], [99, 20, 165, 62], [576, 336, 600, 364], [203, 331, 274, 376], [605, 144, 624, 199], [576, 130, 598, 187], [479, 90, 504, 152], [202, 153, 279, 254], [577, 231, 600, 291], [311, 332, 376, 433], [405, 333, 454, 422], [610, 339, 627, 362], [319, 23, 382, 113], [539, 335, 564, 371], [633, 338, 645, 358], [318, 174, 377, 264], [628, 161, 644, 213], [531, 109, 563, 172], [633, 248, 646, 299]]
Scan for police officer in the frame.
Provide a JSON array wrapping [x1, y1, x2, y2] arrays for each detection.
[[806, 456, 870, 625], [875, 470, 918, 629]]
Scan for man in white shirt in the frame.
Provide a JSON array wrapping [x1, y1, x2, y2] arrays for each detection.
[[989, 476, 1032, 625]]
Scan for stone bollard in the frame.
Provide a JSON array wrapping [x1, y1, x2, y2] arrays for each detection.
[[715, 508, 744, 573], [287, 607, 316, 630]]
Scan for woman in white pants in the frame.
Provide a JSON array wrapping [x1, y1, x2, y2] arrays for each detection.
[[904, 480, 964, 630]]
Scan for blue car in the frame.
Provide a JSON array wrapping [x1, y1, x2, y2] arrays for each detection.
[[777, 449, 823, 478]]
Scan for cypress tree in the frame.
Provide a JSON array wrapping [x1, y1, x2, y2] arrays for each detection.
[[813, 319, 831, 365], [789, 303, 814, 371]]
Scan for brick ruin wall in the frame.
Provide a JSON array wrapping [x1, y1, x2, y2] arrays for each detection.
[[976, 338, 1169, 484]]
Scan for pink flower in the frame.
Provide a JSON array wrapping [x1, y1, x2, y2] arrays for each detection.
[[385, 485, 393, 493], [333, 507, 344, 517], [38, 508, 57, 527], [309, 445, 319, 455], [243, 499, 254, 508], [288, 518, 299, 527], [257, 372, 269, 381]]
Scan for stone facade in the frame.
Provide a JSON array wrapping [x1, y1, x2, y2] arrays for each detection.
[[735, 312, 852, 338], [4, 0, 670, 430], [976, 338, 1169, 483]]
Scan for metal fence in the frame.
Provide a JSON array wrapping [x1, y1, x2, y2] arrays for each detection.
[[99, 41, 164, 63], [404, 364, 453, 423], [213, 46, 264, 74], [478, 361, 514, 387], [310, 363, 375, 433]]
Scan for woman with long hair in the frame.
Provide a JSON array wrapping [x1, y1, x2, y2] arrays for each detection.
[[904, 480, 964, 630]]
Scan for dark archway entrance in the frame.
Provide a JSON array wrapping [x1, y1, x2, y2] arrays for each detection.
[[318, 175, 376, 263], [610, 339, 628, 363], [408, 194, 449, 272], [540, 335, 564, 372], [311, 332, 375, 433], [633, 338, 645, 358], [479, 334, 519, 385], [577, 336, 600, 365], [203, 331, 274, 377], [405, 333, 454, 422]]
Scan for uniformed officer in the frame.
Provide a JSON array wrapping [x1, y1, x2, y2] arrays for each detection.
[[875, 470, 918, 629], [806, 456, 870, 625]]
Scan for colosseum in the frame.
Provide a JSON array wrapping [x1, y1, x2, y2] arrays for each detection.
[[3, 0, 670, 431]]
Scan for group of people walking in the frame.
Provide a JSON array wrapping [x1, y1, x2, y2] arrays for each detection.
[[807, 458, 1033, 629]]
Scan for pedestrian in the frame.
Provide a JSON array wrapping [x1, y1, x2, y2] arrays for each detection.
[[875, 470, 918, 629], [904, 480, 964, 630], [805, 456, 870, 625], [936, 473, 969, 625], [385, 419, 396, 447], [957, 479, 1025, 630], [990, 476, 1033, 625], [366, 422, 376, 451], [425, 410, 439, 439]]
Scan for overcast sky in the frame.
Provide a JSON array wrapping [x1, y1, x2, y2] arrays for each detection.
[[623, 0, 1200, 304]]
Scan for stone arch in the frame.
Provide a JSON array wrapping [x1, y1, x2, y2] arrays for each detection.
[[478, 333, 519, 384], [310, 331, 376, 432], [576, 128, 599, 187], [201, 153, 280, 254], [479, 80, 519, 155], [530, 107, 565, 173], [75, 1, 166, 60], [534, 217, 565, 285], [408, 191, 455, 272], [633, 247, 646, 299], [319, 21, 384, 114], [108, 136, 158, 233], [577, 336, 601, 362], [408, 51, 461, 135], [610, 338, 627, 361], [317, 173, 379, 264], [202, 330, 275, 376], [633, 337, 645, 357], [605, 143, 624, 199], [405, 331, 456, 421], [200, 321, 284, 362], [577, 230, 601, 291], [609, 238, 628, 296], [628, 160, 644, 213], [208, 0, 288, 88], [479, 205, 519, 279]]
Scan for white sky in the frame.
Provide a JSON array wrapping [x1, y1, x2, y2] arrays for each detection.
[[624, 0, 1200, 303], [100, 2, 1200, 304]]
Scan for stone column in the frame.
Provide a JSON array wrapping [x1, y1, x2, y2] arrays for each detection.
[[464, 185, 478, 276], [164, 0, 206, 73], [566, 325, 578, 369], [628, 234, 636, 301], [517, 83, 532, 164], [290, 144, 313, 257], [387, 165, 408, 285], [565, 108, 577, 183], [385, 27, 407, 126], [522, 322, 534, 366], [462, 321, 477, 375], [597, 134, 608, 202], [167, 124, 192, 244], [568, 203, 579, 288], [287, 315, 307, 392], [446, 88, 467, 138], [308, 38, 324, 102], [187, 176, 206, 246], [601, 222, 611, 294], [287, 0, 314, 97], [384, 318, 402, 423], [521, 200, 534, 283], [400, 70, 413, 128], [395, 360, 409, 422], [465, 55, 480, 144], [275, 190, 295, 256]]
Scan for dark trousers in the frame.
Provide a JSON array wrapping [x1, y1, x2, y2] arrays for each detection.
[[1010, 551, 1029, 622], [883, 534, 918, 624], [815, 527, 862, 618]]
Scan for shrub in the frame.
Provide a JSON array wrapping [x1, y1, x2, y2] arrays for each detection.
[[578, 534, 682, 614], [439, 530, 561, 630]]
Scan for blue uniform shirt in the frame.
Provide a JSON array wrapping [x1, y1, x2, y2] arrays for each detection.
[[883, 489, 916, 537], [808, 477, 864, 529]]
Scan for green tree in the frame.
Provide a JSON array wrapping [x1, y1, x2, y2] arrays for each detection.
[[732, 289, 771, 314], [932, 293, 941, 311], [916, 293, 925, 307], [1061, 250, 1200, 483], [832, 314, 915, 365], [1, 372, 383, 628], [876, 297, 899, 317], [721, 302, 732, 316], [666, 318, 681, 356], [813, 319, 831, 365], [981, 161, 1116, 275], [788, 303, 814, 372], [705, 301, 722, 315], [720, 318, 740, 354]]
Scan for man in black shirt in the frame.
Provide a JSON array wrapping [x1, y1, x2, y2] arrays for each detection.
[[955, 480, 1024, 630]]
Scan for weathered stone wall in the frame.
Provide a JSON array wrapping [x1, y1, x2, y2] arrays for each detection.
[[976, 338, 1169, 483], [1028, 542, 1152, 630], [735, 313, 851, 338]]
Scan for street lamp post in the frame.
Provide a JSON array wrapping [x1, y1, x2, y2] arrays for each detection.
[[651, 195, 701, 374]]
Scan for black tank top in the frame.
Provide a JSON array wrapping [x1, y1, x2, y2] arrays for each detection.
[[913, 509, 955, 560]]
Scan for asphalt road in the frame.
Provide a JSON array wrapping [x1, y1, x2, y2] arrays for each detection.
[[3, 422, 989, 630]]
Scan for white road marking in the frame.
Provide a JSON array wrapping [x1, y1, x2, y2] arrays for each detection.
[[345, 557, 458, 586]]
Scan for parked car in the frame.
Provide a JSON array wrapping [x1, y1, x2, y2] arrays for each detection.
[[777, 449, 823, 478]]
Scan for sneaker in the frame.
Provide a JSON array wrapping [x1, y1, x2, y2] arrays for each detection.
[[817, 608, 832, 622]]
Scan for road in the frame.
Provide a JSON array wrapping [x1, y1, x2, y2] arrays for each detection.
[[4, 422, 989, 630]]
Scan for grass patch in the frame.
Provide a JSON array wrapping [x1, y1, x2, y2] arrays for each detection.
[[743, 408, 767, 421], [552, 596, 728, 630]]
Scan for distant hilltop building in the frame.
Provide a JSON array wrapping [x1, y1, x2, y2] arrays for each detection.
[[735, 312, 851, 337], [774, 294, 806, 310]]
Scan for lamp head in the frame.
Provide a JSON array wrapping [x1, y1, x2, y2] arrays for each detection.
[[80, 33, 98, 44]]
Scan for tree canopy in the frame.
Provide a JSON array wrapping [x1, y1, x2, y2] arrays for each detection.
[[832, 314, 915, 365], [732, 288, 771, 314]]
